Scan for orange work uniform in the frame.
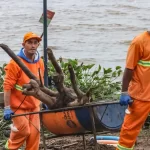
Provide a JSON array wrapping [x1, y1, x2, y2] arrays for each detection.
[[3, 49, 44, 150], [117, 31, 150, 150]]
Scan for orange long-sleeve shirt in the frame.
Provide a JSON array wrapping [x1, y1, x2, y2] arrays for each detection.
[[126, 31, 150, 101], [3, 57, 44, 109]]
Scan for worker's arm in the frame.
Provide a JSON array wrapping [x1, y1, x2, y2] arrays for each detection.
[[4, 90, 11, 107], [3, 60, 19, 120], [3, 90, 14, 120], [119, 68, 133, 106], [121, 68, 133, 92], [3, 90, 14, 121], [120, 34, 142, 105]]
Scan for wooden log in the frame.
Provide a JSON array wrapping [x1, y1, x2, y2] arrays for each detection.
[[0, 44, 37, 80], [0, 44, 90, 109], [47, 47, 64, 93], [68, 64, 84, 98], [0, 44, 58, 97]]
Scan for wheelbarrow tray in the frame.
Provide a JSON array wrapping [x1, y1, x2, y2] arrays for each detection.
[[42, 101, 127, 135]]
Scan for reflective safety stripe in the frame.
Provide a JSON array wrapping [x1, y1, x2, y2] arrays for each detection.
[[138, 60, 150, 67], [117, 144, 134, 150], [15, 84, 23, 91]]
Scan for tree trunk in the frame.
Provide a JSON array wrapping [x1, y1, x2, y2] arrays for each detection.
[[0, 44, 91, 109]]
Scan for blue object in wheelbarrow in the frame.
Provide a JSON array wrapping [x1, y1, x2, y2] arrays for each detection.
[[75, 101, 127, 131]]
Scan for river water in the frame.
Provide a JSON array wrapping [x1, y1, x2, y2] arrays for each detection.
[[0, 0, 150, 69]]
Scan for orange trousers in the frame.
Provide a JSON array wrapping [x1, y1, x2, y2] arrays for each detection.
[[116, 100, 150, 150], [5, 107, 40, 150]]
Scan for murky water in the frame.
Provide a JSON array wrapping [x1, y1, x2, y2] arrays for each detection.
[[0, 0, 150, 69]]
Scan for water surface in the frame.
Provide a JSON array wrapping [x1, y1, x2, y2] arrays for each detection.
[[0, 0, 149, 69]]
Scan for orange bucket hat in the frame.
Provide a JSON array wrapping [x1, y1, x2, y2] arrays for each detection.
[[23, 32, 41, 43]]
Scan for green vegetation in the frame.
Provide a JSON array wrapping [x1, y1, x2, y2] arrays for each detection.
[[0, 59, 123, 100], [0, 63, 6, 92], [0, 109, 11, 146], [48, 58, 122, 100]]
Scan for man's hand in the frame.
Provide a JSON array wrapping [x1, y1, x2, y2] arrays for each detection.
[[120, 92, 132, 106], [4, 106, 14, 120]]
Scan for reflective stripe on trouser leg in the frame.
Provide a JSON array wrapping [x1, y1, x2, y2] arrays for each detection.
[[117, 100, 150, 149], [116, 144, 134, 150]]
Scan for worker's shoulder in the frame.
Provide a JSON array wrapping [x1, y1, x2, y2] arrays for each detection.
[[39, 57, 44, 65], [39, 57, 44, 61], [6, 57, 22, 68], [132, 31, 148, 43], [7, 59, 17, 65]]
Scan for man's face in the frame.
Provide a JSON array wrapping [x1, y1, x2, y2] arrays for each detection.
[[22, 38, 39, 55]]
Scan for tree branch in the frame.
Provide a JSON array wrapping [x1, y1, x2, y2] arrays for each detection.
[[68, 64, 84, 98], [47, 47, 63, 75], [0, 43, 58, 97], [47, 47, 64, 93], [0, 43, 37, 80]]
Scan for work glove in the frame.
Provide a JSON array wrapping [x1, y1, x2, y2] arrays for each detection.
[[3, 106, 14, 120], [42, 103, 49, 110], [119, 92, 132, 106]]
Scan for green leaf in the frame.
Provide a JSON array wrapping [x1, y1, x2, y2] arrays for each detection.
[[46, 59, 122, 101], [103, 68, 112, 74], [86, 64, 95, 69], [112, 71, 117, 77], [116, 66, 121, 70]]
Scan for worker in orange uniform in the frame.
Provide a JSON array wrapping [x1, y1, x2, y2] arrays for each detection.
[[3, 32, 44, 150], [116, 31, 150, 150]]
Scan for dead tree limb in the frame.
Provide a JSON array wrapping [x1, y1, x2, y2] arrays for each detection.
[[47, 47, 63, 75], [47, 47, 64, 93], [0, 44, 91, 108], [0, 43, 58, 97], [22, 79, 56, 108], [67, 64, 91, 106], [68, 64, 84, 98], [47, 47, 91, 107], [0, 44, 37, 80]]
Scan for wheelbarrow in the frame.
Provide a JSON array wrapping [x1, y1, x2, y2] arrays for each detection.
[[41, 101, 126, 134], [12, 101, 127, 149]]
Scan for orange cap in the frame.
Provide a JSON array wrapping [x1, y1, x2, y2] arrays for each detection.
[[23, 32, 41, 43]]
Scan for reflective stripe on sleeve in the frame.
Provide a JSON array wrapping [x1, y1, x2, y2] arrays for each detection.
[[138, 60, 150, 67], [15, 84, 23, 91]]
